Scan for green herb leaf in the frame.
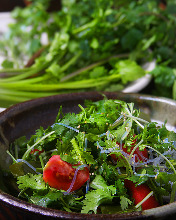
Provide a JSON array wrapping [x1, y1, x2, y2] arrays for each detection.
[[17, 174, 47, 190], [115, 60, 146, 84], [120, 196, 132, 211]]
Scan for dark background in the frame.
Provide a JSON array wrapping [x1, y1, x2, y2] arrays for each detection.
[[0, 0, 25, 12], [0, 0, 61, 12]]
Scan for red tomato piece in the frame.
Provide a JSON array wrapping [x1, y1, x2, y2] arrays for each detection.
[[43, 155, 89, 192], [124, 179, 159, 210], [111, 136, 148, 162]]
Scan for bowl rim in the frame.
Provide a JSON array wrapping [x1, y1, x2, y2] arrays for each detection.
[[0, 190, 143, 219], [1, 91, 176, 219]]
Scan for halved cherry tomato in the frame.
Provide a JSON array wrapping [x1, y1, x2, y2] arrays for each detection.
[[124, 179, 159, 210], [43, 155, 89, 192]]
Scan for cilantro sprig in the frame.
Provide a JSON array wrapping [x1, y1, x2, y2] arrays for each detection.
[[0, 0, 161, 107]]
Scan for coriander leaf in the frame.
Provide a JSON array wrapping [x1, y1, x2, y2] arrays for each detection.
[[150, 66, 175, 88], [82, 151, 96, 164], [81, 175, 116, 213], [17, 174, 47, 191], [90, 175, 116, 194], [81, 188, 115, 214], [115, 60, 146, 84], [142, 122, 159, 144], [89, 66, 107, 79], [120, 196, 132, 211], [127, 170, 149, 186], [10, 162, 40, 177], [60, 154, 78, 164], [85, 133, 100, 142], [98, 162, 121, 184], [30, 190, 63, 207]]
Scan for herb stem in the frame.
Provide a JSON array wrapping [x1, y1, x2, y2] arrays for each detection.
[[60, 197, 72, 212], [60, 53, 129, 82], [59, 51, 82, 73], [0, 53, 63, 83], [125, 114, 149, 124], [0, 89, 58, 102], [124, 105, 145, 129], [22, 131, 55, 160], [128, 139, 144, 162], [72, 19, 98, 34], [0, 67, 30, 74], [119, 154, 133, 176], [60, 58, 106, 82], [39, 155, 45, 170], [6, 150, 17, 163], [0, 74, 121, 91], [0, 67, 44, 82], [135, 191, 154, 209], [0, 74, 49, 85]]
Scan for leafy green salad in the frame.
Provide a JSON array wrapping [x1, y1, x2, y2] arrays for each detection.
[[7, 98, 176, 214]]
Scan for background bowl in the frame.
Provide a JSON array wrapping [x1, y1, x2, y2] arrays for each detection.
[[0, 91, 176, 220]]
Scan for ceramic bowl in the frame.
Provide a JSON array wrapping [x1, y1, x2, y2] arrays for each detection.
[[0, 92, 176, 220]]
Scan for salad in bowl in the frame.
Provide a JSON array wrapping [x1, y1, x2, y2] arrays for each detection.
[[6, 95, 176, 215]]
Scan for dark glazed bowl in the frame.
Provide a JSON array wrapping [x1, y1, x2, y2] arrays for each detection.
[[0, 92, 176, 220]]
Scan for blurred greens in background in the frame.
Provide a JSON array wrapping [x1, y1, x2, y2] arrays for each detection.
[[0, 0, 176, 107]]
